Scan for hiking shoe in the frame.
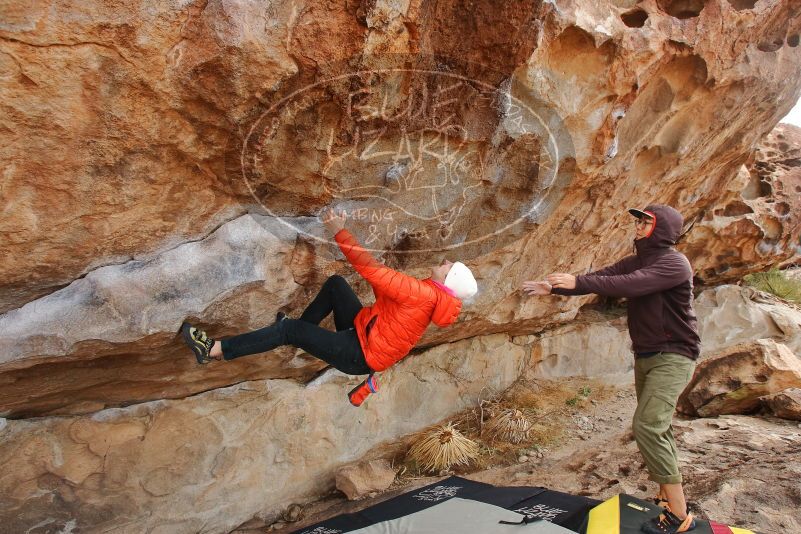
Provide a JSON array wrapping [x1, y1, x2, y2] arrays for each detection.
[[181, 322, 217, 364], [641, 511, 696, 533]]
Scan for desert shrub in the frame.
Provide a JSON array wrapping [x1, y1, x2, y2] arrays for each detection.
[[743, 269, 801, 303], [406, 423, 479, 473], [482, 408, 533, 444]]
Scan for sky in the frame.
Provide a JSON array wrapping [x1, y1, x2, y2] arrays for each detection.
[[781, 96, 801, 127]]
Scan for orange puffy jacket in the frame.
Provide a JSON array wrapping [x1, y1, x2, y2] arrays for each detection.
[[335, 229, 463, 372]]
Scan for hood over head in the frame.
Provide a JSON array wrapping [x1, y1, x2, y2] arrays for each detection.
[[633, 204, 684, 257]]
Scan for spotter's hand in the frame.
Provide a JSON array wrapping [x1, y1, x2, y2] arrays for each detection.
[[545, 273, 576, 290], [522, 280, 552, 296]]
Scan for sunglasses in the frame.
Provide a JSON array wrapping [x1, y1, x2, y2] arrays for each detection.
[[634, 218, 654, 227]]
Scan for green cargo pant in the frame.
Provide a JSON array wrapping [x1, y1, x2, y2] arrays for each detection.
[[633, 352, 696, 485]]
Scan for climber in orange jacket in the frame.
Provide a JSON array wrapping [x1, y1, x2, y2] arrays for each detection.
[[181, 208, 477, 403]]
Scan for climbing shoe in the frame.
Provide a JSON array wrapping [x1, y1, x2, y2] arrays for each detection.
[[348, 374, 378, 407], [276, 311, 288, 323], [641, 510, 696, 533], [181, 322, 217, 364]]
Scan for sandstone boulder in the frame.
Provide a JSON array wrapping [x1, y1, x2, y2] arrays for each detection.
[[1, 1, 801, 532], [678, 339, 801, 417], [762, 388, 801, 421], [1, 0, 801, 421], [0, 333, 527, 534], [526, 315, 633, 383], [335, 459, 397, 501], [695, 284, 801, 357]]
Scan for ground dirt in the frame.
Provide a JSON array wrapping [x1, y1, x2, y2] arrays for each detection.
[[234, 377, 801, 534]]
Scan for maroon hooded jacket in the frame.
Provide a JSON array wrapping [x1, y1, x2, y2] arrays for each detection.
[[552, 204, 701, 360]]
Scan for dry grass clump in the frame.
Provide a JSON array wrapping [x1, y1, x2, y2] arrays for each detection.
[[398, 379, 607, 478], [406, 422, 479, 473], [482, 408, 533, 444]]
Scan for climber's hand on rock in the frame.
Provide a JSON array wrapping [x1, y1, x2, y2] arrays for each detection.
[[321, 207, 347, 236], [522, 280, 552, 296], [546, 273, 576, 290]]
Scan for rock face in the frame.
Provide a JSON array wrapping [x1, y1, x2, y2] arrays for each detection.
[[682, 124, 801, 284], [526, 314, 633, 382], [0, 215, 319, 418], [0, 334, 526, 534], [335, 459, 397, 501], [762, 387, 801, 421], [677, 339, 801, 417], [0, 278, 798, 531], [1, 1, 801, 532], [0, 0, 800, 421], [695, 284, 801, 357]]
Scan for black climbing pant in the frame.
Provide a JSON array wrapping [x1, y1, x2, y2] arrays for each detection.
[[220, 275, 372, 375]]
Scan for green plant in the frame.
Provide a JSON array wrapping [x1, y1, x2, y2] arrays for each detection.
[[743, 269, 801, 303], [566, 385, 593, 406]]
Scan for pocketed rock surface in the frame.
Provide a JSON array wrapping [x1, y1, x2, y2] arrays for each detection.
[[2, 1, 801, 533]]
